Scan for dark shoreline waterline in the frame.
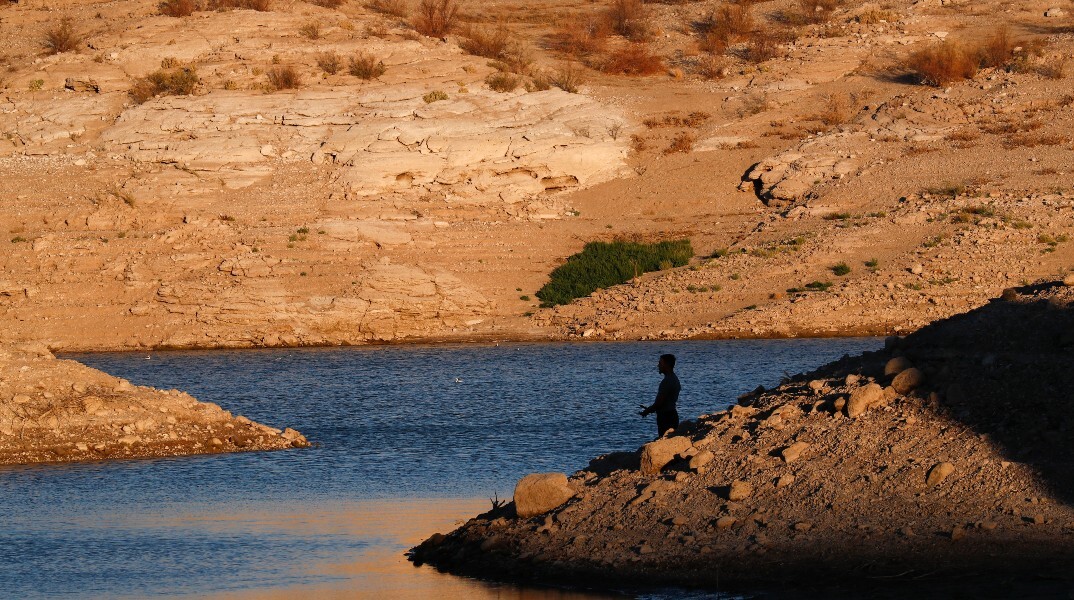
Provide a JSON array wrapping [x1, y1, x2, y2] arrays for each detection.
[[48, 325, 901, 354]]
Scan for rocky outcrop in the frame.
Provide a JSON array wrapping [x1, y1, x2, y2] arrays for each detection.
[[411, 282, 1074, 596], [0, 344, 308, 465]]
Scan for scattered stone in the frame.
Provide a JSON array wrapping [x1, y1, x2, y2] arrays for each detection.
[[640, 436, 693, 475], [926, 461, 956, 486], [715, 516, 737, 530], [776, 474, 795, 488], [13, 394, 31, 404], [75, 442, 89, 452], [688, 450, 713, 471], [892, 368, 925, 394], [513, 473, 576, 518], [951, 526, 965, 541], [781, 441, 810, 463], [846, 383, 884, 418], [980, 521, 998, 531], [1045, 7, 1065, 17], [844, 374, 861, 386], [728, 480, 754, 501], [1063, 273, 1074, 286], [793, 522, 812, 531]]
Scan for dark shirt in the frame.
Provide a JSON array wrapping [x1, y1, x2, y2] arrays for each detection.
[[657, 372, 681, 413], [645, 372, 680, 415]]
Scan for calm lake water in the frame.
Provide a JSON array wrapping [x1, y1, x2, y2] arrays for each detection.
[[1, 339, 880, 599]]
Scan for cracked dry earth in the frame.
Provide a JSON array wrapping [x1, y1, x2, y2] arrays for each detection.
[[0, 343, 308, 465], [412, 282, 1074, 598]]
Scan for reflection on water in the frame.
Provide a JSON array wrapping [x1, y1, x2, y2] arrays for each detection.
[[1, 339, 880, 598]]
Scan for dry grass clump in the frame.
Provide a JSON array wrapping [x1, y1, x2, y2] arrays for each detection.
[[413, 0, 458, 37], [553, 15, 610, 57], [209, 0, 272, 10], [664, 132, 696, 155], [316, 52, 343, 74], [485, 71, 520, 92], [41, 18, 83, 55], [423, 89, 449, 103], [643, 111, 711, 128], [599, 42, 663, 75], [788, 0, 841, 25], [348, 53, 386, 79], [366, 0, 409, 17], [815, 92, 861, 126], [459, 24, 533, 74], [854, 7, 898, 24], [905, 41, 979, 86], [267, 65, 302, 90], [697, 3, 754, 54], [550, 64, 585, 93], [743, 36, 779, 63], [606, 0, 652, 42], [129, 65, 199, 104], [696, 55, 730, 79], [905, 28, 1022, 87], [299, 21, 322, 39], [159, 0, 198, 17], [308, 0, 344, 7]]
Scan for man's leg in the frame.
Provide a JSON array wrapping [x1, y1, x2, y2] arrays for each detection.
[[656, 411, 678, 436]]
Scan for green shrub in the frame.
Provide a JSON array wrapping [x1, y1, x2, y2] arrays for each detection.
[[830, 262, 850, 276], [536, 239, 693, 306]]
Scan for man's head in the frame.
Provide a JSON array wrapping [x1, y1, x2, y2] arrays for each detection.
[[658, 353, 676, 374]]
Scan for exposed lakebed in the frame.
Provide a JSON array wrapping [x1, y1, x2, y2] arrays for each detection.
[[1, 339, 879, 598]]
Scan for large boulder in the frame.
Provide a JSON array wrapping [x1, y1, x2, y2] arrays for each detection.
[[513, 473, 575, 518], [892, 368, 925, 394], [639, 436, 693, 474], [884, 356, 914, 377]]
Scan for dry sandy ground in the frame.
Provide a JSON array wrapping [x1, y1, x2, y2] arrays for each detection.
[[0, 343, 308, 464], [0, 0, 1073, 350], [410, 280, 1074, 597]]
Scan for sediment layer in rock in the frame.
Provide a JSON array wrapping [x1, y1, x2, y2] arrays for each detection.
[[411, 281, 1074, 596], [0, 344, 308, 465]]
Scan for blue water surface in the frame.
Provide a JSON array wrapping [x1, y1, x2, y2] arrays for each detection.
[[0, 339, 880, 598]]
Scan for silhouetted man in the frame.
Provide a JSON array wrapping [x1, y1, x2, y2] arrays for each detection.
[[639, 353, 680, 437]]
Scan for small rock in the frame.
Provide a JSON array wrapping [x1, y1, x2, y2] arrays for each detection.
[[1031, 514, 1046, 525], [728, 480, 753, 501], [926, 461, 955, 486], [75, 442, 89, 452], [776, 474, 795, 488], [637, 544, 653, 555], [72, 383, 88, 394], [689, 450, 714, 471], [1063, 273, 1074, 286], [781, 442, 810, 463], [671, 516, 688, 527], [118, 435, 140, 445], [910, 264, 923, 275], [13, 394, 31, 404], [979, 521, 998, 531], [844, 374, 861, 386], [808, 379, 827, 394], [1044, 7, 1065, 17], [793, 522, 812, 531], [951, 526, 965, 541], [210, 437, 223, 446], [715, 516, 737, 530], [892, 368, 924, 394]]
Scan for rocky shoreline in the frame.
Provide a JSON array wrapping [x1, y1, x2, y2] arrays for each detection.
[[0, 344, 308, 466], [410, 280, 1074, 597]]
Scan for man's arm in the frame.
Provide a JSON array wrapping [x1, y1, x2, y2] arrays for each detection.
[[639, 391, 668, 416]]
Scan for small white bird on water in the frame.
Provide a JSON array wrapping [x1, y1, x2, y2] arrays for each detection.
[[454, 377, 463, 383]]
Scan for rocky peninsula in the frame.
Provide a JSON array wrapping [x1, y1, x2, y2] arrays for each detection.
[[411, 280, 1074, 596], [0, 344, 308, 465]]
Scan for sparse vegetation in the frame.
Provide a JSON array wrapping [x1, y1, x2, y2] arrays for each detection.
[[366, 0, 409, 17], [308, 0, 344, 7], [606, 0, 651, 42], [267, 65, 302, 90], [788, 280, 832, 293], [536, 239, 693, 306], [599, 42, 664, 75], [823, 212, 851, 221], [554, 15, 609, 57], [349, 53, 386, 79], [486, 71, 520, 92], [299, 21, 322, 40], [423, 89, 449, 103], [550, 64, 585, 93], [129, 66, 199, 104], [209, 0, 272, 10], [159, 0, 197, 17], [865, 258, 879, 270], [830, 262, 850, 276], [413, 0, 458, 37], [663, 132, 696, 155], [316, 52, 343, 74], [41, 18, 83, 55]]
